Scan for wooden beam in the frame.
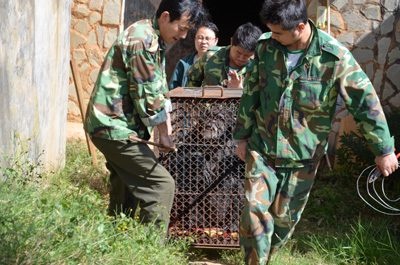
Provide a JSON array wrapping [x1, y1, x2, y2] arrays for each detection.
[[70, 59, 98, 167]]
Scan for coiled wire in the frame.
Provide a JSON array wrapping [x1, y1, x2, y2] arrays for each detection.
[[357, 162, 400, 216]]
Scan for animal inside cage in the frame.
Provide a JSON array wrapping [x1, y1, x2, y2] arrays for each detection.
[[159, 86, 245, 248]]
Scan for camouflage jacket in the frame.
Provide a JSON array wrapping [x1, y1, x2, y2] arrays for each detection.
[[186, 45, 253, 87], [84, 17, 171, 140], [233, 20, 394, 168]]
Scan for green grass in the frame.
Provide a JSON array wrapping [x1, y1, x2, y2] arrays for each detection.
[[1, 140, 399, 265], [0, 140, 190, 265], [197, 167, 400, 265], [297, 168, 400, 265]]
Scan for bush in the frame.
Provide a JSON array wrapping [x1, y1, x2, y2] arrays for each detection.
[[335, 109, 400, 182]]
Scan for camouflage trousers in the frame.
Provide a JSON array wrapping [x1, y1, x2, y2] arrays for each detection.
[[240, 150, 320, 265]]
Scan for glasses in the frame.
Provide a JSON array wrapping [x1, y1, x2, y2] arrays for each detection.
[[195, 36, 216, 42]]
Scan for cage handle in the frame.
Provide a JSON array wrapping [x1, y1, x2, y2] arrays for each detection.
[[202, 85, 224, 97]]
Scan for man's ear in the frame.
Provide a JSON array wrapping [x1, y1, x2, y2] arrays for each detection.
[[159, 11, 170, 24], [230, 37, 233, 46], [297, 23, 306, 32]]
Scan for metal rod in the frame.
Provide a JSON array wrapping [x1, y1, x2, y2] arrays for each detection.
[[327, 0, 330, 34], [128, 135, 178, 152]]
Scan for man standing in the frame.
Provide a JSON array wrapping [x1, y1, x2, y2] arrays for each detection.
[[186, 22, 262, 88], [233, 0, 398, 264], [84, 0, 208, 232]]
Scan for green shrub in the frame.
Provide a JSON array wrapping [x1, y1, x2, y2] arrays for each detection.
[[335, 130, 374, 176], [335, 109, 400, 182]]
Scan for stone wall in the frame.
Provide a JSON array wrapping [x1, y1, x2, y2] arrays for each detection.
[[68, 0, 192, 122], [306, 0, 400, 154], [69, 0, 124, 122], [330, 0, 399, 112]]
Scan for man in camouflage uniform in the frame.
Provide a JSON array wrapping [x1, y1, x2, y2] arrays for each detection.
[[186, 22, 262, 88], [84, 0, 208, 231], [233, 0, 399, 264]]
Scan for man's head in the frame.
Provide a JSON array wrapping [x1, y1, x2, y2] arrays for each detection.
[[157, 0, 209, 44], [260, 0, 309, 46], [229, 22, 262, 68], [194, 21, 219, 57]]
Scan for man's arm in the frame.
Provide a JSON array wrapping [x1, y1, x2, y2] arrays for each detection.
[[236, 140, 248, 162], [336, 49, 397, 174], [127, 41, 174, 150], [233, 51, 261, 159], [375, 153, 399, 177], [233, 56, 260, 140], [157, 112, 174, 152]]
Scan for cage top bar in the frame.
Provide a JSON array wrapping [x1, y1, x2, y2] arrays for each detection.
[[169, 86, 243, 99]]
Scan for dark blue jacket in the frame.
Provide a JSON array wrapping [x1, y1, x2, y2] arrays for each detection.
[[168, 52, 197, 90]]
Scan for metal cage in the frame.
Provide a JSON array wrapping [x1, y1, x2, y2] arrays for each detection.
[[159, 86, 245, 248]]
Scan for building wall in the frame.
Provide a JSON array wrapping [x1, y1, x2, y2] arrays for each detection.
[[69, 0, 124, 122], [0, 0, 71, 170], [310, 0, 400, 111], [306, 0, 400, 153]]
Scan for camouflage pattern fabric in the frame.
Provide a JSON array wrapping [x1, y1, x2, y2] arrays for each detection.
[[234, 19, 394, 264], [234, 19, 394, 168], [85, 17, 171, 141], [240, 150, 319, 264], [186, 45, 253, 87]]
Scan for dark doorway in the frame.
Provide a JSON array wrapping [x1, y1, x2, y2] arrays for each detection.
[[203, 0, 268, 46], [124, 0, 160, 28]]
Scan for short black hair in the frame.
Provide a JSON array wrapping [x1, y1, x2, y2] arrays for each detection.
[[156, 0, 209, 28], [260, 0, 308, 31], [196, 21, 219, 38], [232, 22, 262, 52]]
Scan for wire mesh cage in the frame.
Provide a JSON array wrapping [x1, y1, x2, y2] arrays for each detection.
[[159, 86, 245, 248]]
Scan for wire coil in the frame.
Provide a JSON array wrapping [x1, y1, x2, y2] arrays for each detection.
[[357, 162, 400, 216]]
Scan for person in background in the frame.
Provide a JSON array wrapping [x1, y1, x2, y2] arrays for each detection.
[[84, 0, 208, 234], [233, 0, 399, 264], [186, 22, 262, 89], [169, 21, 219, 90]]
